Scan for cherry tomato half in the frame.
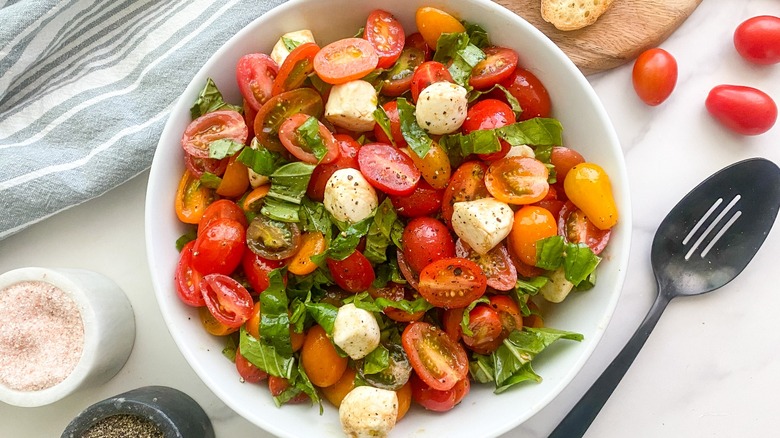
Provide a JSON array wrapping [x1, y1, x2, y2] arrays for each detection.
[[268, 376, 310, 404], [441, 161, 490, 226], [365, 9, 406, 69], [181, 110, 248, 159], [410, 373, 470, 412], [497, 67, 551, 120], [406, 141, 452, 190], [734, 15, 780, 65], [373, 101, 407, 148], [199, 199, 248, 235], [358, 143, 421, 196], [485, 156, 549, 205], [306, 134, 361, 201], [402, 217, 456, 274], [313, 38, 379, 85], [184, 154, 228, 179], [254, 88, 324, 152], [327, 250, 376, 293], [278, 113, 339, 164], [174, 240, 205, 307], [559, 201, 612, 255], [241, 251, 285, 294], [175, 169, 215, 224], [410, 61, 453, 102], [236, 53, 278, 112], [191, 218, 246, 276], [246, 214, 302, 260], [455, 239, 517, 291], [418, 258, 487, 309], [632, 48, 678, 106], [379, 46, 426, 97], [200, 273, 254, 328], [461, 303, 503, 354], [272, 42, 320, 96], [236, 346, 268, 383], [705, 84, 777, 136], [469, 46, 519, 90], [402, 321, 469, 391]]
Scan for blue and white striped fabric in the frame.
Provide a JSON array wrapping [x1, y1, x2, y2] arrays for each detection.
[[0, 0, 286, 239]]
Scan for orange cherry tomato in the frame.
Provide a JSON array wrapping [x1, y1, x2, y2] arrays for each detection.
[[313, 38, 379, 85], [632, 48, 678, 106], [396, 381, 413, 422], [216, 156, 250, 198], [301, 325, 348, 388], [287, 232, 326, 276], [321, 367, 357, 408], [485, 156, 549, 205], [240, 184, 270, 213], [272, 42, 319, 96], [175, 169, 215, 224], [198, 306, 238, 336], [415, 7, 466, 49], [405, 141, 451, 190], [417, 258, 487, 309], [563, 163, 618, 230], [245, 302, 305, 352], [508, 205, 557, 266]]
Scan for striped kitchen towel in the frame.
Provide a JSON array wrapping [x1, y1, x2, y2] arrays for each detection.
[[0, 0, 286, 240]]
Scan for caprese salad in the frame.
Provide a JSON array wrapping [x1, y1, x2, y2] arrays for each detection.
[[172, 6, 618, 437]]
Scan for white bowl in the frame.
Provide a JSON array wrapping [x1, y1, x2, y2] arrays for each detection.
[[145, 0, 631, 436], [0, 267, 135, 407]]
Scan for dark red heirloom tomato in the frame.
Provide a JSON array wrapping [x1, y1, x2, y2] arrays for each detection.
[[358, 143, 421, 196], [705, 84, 777, 135], [402, 322, 469, 391], [405, 32, 432, 61], [390, 179, 443, 218], [327, 250, 375, 293], [236, 346, 268, 383], [365, 9, 406, 69], [632, 48, 678, 106], [306, 134, 361, 201], [734, 15, 780, 65], [497, 67, 551, 120], [236, 53, 278, 112], [174, 240, 205, 307], [191, 218, 246, 276], [410, 61, 453, 102], [401, 217, 456, 274], [278, 113, 339, 164], [181, 110, 248, 158], [469, 46, 518, 90], [241, 251, 285, 294], [417, 258, 487, 309], [461, 99, 516, 161], [410, 373, 470, 412], [200, 273, 254, 328], [441, 161, 490, 226]]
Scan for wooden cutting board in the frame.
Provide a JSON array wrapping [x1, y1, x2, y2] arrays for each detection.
[[493, 0, 702, 75]]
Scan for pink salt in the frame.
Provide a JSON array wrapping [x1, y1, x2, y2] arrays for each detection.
[[0, 280, 85, 391]]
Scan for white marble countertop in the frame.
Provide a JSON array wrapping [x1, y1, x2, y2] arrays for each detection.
[[2, 1, 779, 437]]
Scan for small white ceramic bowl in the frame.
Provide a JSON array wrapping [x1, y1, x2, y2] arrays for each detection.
[[145, 0, 631, 436], [0, 267, 135, 407]]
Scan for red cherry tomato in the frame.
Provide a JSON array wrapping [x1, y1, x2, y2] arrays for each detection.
[[181, 110, 248, 158], [191, 218, 246, 276], [734, 15, 780, 65], [174, 240, 206, 307], [306, 134, 361, 201], [418, 258, 487, 309], [410, 61, 453, 102], [364, 9, 406, 69], [236, 346, 268, 383], [254, 88, 324, 152], [278, 113, 339, 164], [241, 251, 285, 294], [184, 154, 228, 179], [461, 99, 516, 161], [273, 42, 320, 96], [497, 67, 551, 120], [461, 303, 503, 354], [485, 156, 549, 205], [358, 143, 421, 196], [396, 250, 420, 291], [402, 321, 469, 391], [550, 146, 585, 183], [198, 199, 248, 235], [327, 250, 376, 293], [406, 32, 432, 60], [389, 179, 443, 218], [200, 273, 254, 328], [401, 217, 456, 274], [313, 38, 379, 85], [410, 373, 470, 412], [705, 84, 777, 135], [441, 161, 490, 226], [441, 307, 464, 342], [455, 239, 517, 291], [469, 46, 519, 90], [268, 376, 309, 403], [236, 53, 278, 111], [559, 201, 612, 255], [489, 294, 523, 335], [373, 101, 408, 148], [632, 48, 678, 106]]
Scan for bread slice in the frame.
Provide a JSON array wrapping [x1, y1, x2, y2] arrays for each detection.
[[541, 0, 615, 31]]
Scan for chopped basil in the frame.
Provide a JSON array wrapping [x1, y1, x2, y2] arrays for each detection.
[[433, 32, 486, 89], [362, 345, 390, 375], [199, 172, 222, 189], [208, 138, 244, 159], [498, 118, 563, 147], [371, 255, 407, 288], [261, 197, 301, 222], [221, 334, 238, 362], [535, 237, 601, 286], [459, 297, 491, 336], [236, 140, 289, 176], [295, 116, 329, 161], [374, 296, 433, 315], [364, 198, 404, 264], [372, 106, 396, 147], [282, 36, 301, 51], [396, 98, 432, 158], [463, 21, 490, 49], [305, 301, 339, 335], [190, 78, 242, 119], [535, 235, 566, 270], [299, 198, 332, 237], [327, 215, 373, 261], [267, 162, 316, 204], [175, 230, 196, 252], [468, 83, 523, 117], [259, 269, 293, 358], [239, 327, 295, 379]]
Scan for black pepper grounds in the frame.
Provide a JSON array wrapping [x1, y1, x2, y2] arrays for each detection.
[[81, 414, 164, 438]]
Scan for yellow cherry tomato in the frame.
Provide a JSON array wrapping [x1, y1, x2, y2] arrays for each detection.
[[287, 231, 326, 276], [216, 156, 250, 198], [415, 7, 466, 49], [175, 169, 215, 224], [199, 306, 238, 336], [563, 163, 618, 230], [405, 141, 452, 189]]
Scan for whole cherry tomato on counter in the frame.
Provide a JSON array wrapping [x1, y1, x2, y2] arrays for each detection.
[[705, 85, 777, 135], [632, 48, 677, 106], [733, 15, 780, 65]]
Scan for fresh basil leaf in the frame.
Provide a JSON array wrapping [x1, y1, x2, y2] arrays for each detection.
[[510, 327, 585, 353], [575, 270, 597, 291], [287, 268, 333, 299], [199, 172, 222, 189], [289, 298, 308, 335], [209, 138, 245, 159], [374, 296, 433, 315], [364, 198, 402, 264], [175, 230, 197, 252], [448, 43, 485, 88], [469, 353, 495, 383], [468, 83, 522, 117], [328, 215, 374, 261], [535, 235, 565, 270], [372, 106, 396, 147], [267, 162, 316, 204], [222, 334, 238, 362], [259, 269, 293, 358], [291, 360, 322, 411], [282, 36, 301, 51], [190, 78, 242, 119], [372, 257, 408, 289], [261, 197, 301, 222], [463, 21, 490, 48], [493, 354, 541, 394], [459, 297, 491, 336], [350, 292, 383, 313], [236, 140, 289, 176], [498, 118, 563, 147], [239, 327, 295, 379], [295, 116, 329, 162], [396, 98, 432, 158], [299, 198, 332, 237], [362, 345, 390, 375], [439, 128, 502, 159], [305, 302, 339, 335], [564, 243, 601, 286], [434, 32, 470, 63]]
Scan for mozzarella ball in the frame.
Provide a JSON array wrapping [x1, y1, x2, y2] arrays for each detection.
[[270, 29, 316, 66], [324, 168, 378, 224], [247, 168, 270, 189], [339, 386, 398, 438], [504, 144, 536, 159], [415, 81, 468, 135], [540, 267, 575, 303], [451, 197, 514, 255], [325, 80, 378, 132], [332, 303, 381, 360]]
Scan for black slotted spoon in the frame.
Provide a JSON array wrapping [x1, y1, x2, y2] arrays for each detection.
[[549, 157, 780, 438]]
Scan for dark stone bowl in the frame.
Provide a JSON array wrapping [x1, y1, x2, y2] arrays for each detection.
[[61, 386, 215, 438]]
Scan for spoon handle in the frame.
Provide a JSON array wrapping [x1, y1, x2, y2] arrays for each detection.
[[548, 291, 672, 438]]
